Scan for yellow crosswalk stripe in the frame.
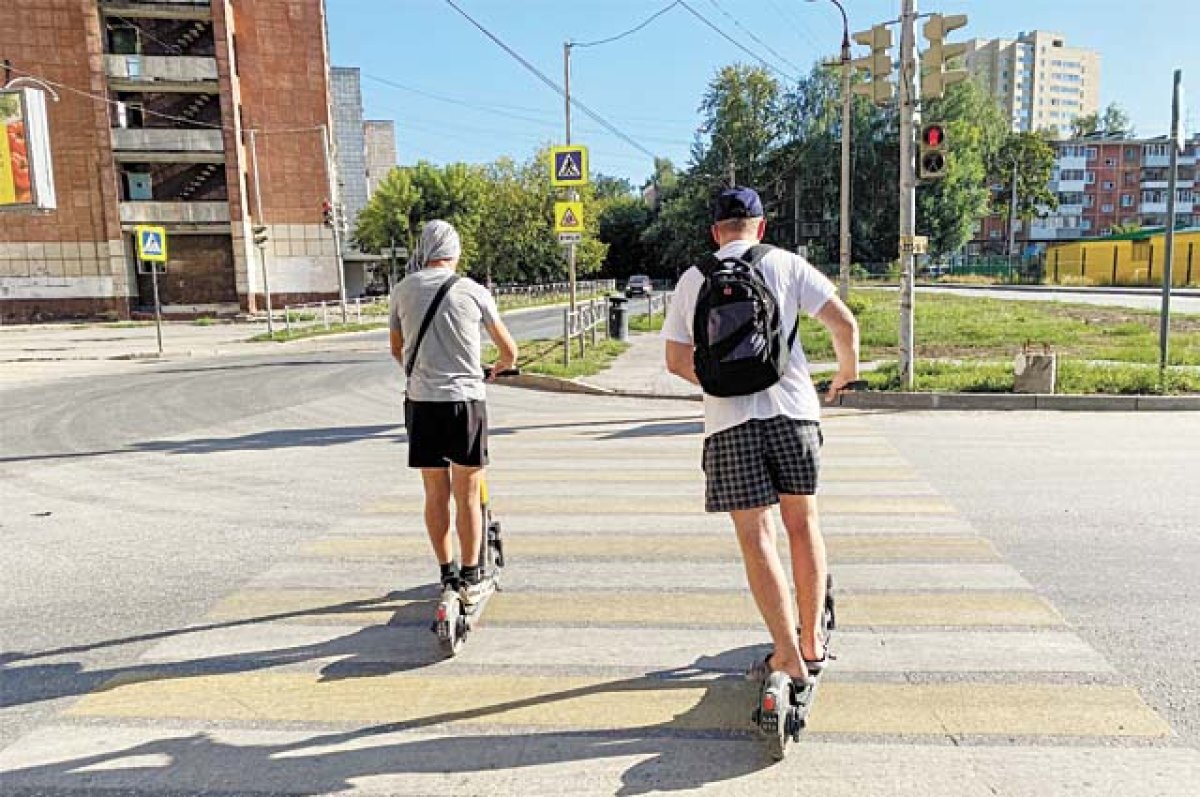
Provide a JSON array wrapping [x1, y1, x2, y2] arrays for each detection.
[[366, 496, 955, 516], [205, 589, 1065, 629], [300, 534, 999, 562], [68, 673, 1169, 738]]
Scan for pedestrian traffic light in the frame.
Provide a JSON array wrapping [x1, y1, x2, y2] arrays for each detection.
[[921, 13, 969, 100], [322, 200, 334, 228], [252, 224, 269, 247], [919, 123, 949, 180], [851, 24, 895, 106]]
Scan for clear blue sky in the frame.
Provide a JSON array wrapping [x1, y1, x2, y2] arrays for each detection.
[[328, 1, 1200, 184]]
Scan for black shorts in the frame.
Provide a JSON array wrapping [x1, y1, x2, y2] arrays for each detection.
[[702, 417, 822, 512], [404, 399, 489, 469]]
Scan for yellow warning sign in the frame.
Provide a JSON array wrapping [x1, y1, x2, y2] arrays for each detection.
[[554, 201, 584, 233]]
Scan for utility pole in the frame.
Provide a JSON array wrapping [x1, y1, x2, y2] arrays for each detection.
[[1007, 157, 1019, 260], [319, 123, 349, 323], [835, 2, 853, 301], [563, 41, 577, 317], [1160, 68, 1183, 374], [248, 129, 274, 337], [898, 0, 918, 389]]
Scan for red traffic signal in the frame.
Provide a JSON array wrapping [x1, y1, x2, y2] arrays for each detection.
[[321, 199, 334, 228], [921, 124, 946, 149]]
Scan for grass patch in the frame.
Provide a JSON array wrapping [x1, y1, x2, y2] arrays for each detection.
[[798, 290, 1200, 366], [820, 360, 1200, 395], [248, 322, 386, 343], [192, 317, 217, 327], [485, 337, 629, 379], [629, 312, 666, 333], [103, 321, 153, 328]]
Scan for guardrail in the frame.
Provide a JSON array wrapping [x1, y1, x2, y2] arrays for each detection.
[[638, 292, 669, 325], [562, 296, 608, 366], [281, 297, 385, 335]]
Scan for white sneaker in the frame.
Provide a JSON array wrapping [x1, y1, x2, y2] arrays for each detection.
[[459, 577, 489, 608]]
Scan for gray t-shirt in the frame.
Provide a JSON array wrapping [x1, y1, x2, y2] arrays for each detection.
[[389, 268, 500, 402]]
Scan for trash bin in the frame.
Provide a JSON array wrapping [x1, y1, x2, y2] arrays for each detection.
[[607, 295, 629, 341]]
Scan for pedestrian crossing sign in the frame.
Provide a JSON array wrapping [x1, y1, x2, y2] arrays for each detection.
[[550, 146, 589, 186], [554, 201, 584, 233], [136, 225, 168, 263]]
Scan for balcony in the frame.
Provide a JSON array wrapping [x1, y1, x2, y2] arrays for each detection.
[[1056, 179, 1086, 193], [119, 201, 230, 225], [99, 1, 213, 21], [1057, 155, 1087, 170], [105, 55, 218, 89], [1056, 203, 1084, 216], [111, 128, 225, 160]]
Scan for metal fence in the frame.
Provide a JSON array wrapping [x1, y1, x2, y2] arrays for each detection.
[[281, 297, 385, 335], [492, 280, 616, 308], [562, 296, 608, 366]]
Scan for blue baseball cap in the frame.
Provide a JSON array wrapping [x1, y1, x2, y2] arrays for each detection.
[[713, 186, 764, 222]]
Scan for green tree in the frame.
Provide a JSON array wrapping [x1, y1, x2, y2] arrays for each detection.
[[989, 131, 1059, 251], [1070, 112, 1100, 138], [918, 79, 1008, 255], [696, 65, 784, 189], [1101, 102, 1134, 137], [598, 196, 655, 279]]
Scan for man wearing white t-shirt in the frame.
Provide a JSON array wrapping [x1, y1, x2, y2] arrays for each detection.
[[663, 187, 860, 685]]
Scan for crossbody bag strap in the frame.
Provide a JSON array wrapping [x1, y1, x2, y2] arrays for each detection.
[[405, 275, 460, 379]]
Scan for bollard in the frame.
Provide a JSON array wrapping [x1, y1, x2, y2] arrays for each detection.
[[563, 308, 571, 367]]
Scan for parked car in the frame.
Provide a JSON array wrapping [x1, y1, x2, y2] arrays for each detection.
[[625, 274, 653, 297]]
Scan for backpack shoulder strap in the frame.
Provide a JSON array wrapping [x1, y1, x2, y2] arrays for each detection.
[[405, 275, 460, 379], [739, 243, 775, 270], [696, 254, 726, 279]]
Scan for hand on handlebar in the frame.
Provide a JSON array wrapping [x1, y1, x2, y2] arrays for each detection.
[[815, 375, 868, 404], [484, 363, 521, 382]]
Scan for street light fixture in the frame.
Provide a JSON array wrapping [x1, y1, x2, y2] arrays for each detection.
[[807, 0, 853, 300]]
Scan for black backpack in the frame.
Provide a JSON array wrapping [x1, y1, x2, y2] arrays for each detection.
[[691, 244, 798, 398]]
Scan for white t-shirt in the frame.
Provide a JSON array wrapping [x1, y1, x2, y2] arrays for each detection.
[[662, 240, 837, 438]]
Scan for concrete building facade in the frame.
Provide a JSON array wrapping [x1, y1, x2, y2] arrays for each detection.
[[330, 66, 368, 231], [364, 119, 396, 197], [0, 0, 343, 322], [964, 31, 1100, 138]]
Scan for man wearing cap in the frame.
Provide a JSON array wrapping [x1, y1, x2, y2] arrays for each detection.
[[390, 219, 519, 605], [662, 187, 860, 685]]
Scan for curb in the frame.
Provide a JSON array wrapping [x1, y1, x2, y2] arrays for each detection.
[[919, 283, 1200, 299], [503, 373, 1200, 411]]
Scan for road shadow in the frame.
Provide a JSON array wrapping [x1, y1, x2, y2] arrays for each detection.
[[0, 648, 777, 796], [0, 587, 446, 710], [599, 420, 704, 439]]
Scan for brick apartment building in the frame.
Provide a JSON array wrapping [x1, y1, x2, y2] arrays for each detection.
[[976, 133, 1198, 253], [0, 0, 343, 322]]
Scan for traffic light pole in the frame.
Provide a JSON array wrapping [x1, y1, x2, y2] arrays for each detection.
[[898, 0, 918, 390], [248, 129, 274, 338], [319, 123, 349, 324], [836, 6, 853, 303], [1160, 68, 1183, 375]]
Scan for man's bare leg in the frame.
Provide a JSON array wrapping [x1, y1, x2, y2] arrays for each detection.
[[450, 464, 484, 568], [732, 506, 807, 680], [420, 468, 453, 565], [780, 494, 828, 662]]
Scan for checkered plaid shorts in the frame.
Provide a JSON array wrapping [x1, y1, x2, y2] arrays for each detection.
[[702, 417, 822, 513]]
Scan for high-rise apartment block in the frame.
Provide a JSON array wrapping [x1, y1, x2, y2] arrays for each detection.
[[964, 31, 1100, 137], [364, 120, 396, 197], [1, 0, 343, 322]]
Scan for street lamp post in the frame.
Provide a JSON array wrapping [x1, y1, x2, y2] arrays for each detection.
[[809, 0, 853, 301]]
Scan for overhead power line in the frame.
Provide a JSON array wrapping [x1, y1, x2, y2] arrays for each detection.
[[705, 0, 805, 75], [571, 1, 681, 48], [440, 0, 657, 159], [677, 1, 799, 82]]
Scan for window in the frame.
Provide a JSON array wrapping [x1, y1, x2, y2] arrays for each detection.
[[1085, 147, 1097, 160], [1121, 194, 1134, 207], [1103, 181, 1115, 190], [1085, 171, 1096, 184], [1081, 219, 1092, 230], [1125, 147, 1138, 161], [1105, 158, 1116, 167], [1101, 203, 1114, 213], [1084, 195, 1095, 208]]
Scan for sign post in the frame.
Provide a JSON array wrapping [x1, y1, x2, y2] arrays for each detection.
[[136, 225, 168, 356]]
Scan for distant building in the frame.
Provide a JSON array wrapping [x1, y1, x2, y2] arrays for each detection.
[[0, 0, 344, 322], [964, 31, 1100, 137], [330, 67, 369, 231], [364, 120, 397, 197], [975, 134, 1198, 251]]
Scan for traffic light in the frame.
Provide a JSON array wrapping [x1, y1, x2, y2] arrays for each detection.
[[322, 200, 334, 228], [919, 123, 949, 180], [252, 224, 269, 247], [921, 13, 969, 100], [851, 24, 894, 106]]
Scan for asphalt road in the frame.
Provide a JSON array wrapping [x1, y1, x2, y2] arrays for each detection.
[[1, 345, 1197, 794]]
